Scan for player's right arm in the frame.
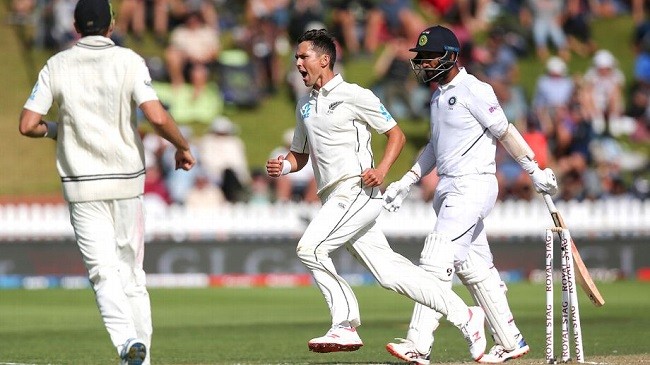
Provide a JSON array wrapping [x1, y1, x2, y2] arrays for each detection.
[[267, 151, 309, 178], [19, 109, 56, 139], [20, 64, 56, 139]]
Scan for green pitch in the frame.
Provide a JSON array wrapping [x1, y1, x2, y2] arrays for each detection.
[[1, 281, 648, 364]]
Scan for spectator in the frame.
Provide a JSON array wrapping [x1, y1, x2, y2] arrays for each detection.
[[520, 0, 570, 61], [532, 56, 574, 113], [168, 0, 219, 30], [375, 0, 427, 50], [419, 0, 491, 34], [152, 65, 224, 124], [329, 0, 383, 57], [196, 116, 251, 202], [481, 26, 520, 85], [50, 0, 79, 50], [115, 0, 169, 45], [633, 8, 650, 87], [496, 115, 550, 201], [371, 36, 429, 120], [184, 170, 227, 208], [144, 149, 172, 206], [625, 83, 650, 142], [248, 168, 273, 204], [8, 0, 36, 24], [582, 49, 626, 136], [242, 0, 291, 95], [268, 128, 318, 203], [161, 126, 201, 204], [164, 11, 220, 88], [562, 0, 598, 57], [287, 0, 325, 44]]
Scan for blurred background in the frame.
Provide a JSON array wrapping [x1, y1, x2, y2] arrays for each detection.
[[1, 0, 649, 288]]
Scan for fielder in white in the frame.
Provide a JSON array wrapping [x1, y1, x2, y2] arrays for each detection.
[[383, 25, 558, 364], [266, 28, 487, 361], [18, 0, 196, 363]]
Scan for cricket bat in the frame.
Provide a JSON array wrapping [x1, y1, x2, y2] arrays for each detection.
[[543, 194, 605, 307]]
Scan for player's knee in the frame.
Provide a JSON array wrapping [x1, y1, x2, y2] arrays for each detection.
[[296, 242, 327, 263], [124, 268, 148, 296], [375, 271, 403, 291], [87, 265, 119, 286]]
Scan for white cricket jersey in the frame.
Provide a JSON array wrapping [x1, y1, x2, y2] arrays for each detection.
[[23, 36, 158, 202], [428, 68, 509, 176], [291, 74, 396, 195]]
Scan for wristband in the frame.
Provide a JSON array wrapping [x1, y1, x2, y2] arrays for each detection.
[[281, 160, 291, 175], [402, 170, 420, 185], [408, 169, 421, 181], [42, 121, 58, 140]]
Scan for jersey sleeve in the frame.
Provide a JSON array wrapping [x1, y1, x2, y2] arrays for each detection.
[[467, 82, 509, 138], [132, 56, 159, 106], [291, 103, 309, 154], [23, 64, 53, 115], [354, 87, 397, 134]]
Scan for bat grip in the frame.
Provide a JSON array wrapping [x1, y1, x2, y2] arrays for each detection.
[[542, 193, 557, 213]]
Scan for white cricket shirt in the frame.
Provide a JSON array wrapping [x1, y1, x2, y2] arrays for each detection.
[[427, 68, 509, 176], [291, 74, 397, 195], [24, 36, 158, 202]]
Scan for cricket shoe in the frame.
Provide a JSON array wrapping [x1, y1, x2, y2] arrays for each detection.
[[385, 338, 430, 365], [478, 337, 530, 363], [308, 324, 363, 353], [460, 306, 487, 361], [120, 338, 147, 365]]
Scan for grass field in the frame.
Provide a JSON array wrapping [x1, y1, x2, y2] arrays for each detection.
[[1, 282, 649, 364]]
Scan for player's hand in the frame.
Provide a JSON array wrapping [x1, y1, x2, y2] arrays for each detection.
[[360, 168, 386, 187], [175, 149, 196, 171], [530, 167, 558, 195], [266, 155, 284, 178], [383, 180, 412, 212]]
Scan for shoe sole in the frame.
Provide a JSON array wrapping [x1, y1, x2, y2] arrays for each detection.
[[385, 344, 429, 365], [478, 346, 530, 363], [308, 342, 363, 353], [125, 342, 146, 365]]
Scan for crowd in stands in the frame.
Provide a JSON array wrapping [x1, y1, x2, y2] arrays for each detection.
[[7, 0, 650, 206]]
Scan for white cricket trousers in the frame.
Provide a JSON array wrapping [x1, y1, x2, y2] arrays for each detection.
[[69, 196, 152, 364], [296, 179, 471, 329], [407, 173, 519, 353]]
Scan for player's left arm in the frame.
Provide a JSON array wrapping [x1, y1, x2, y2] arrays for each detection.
[[469, 83, 557, 195], [361, 125, 405, 187]]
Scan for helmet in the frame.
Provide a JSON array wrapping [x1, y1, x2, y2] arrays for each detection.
[[409, 25, 460, 83]]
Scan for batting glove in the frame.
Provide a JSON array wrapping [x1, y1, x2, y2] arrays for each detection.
[[383, 171, 419, 212], [530, 167, 558, 195]]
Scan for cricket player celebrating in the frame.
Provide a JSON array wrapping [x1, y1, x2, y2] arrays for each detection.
[[18, 0, 196, 363], [267, 28, 488, 361], [383, 25, 558, 364]]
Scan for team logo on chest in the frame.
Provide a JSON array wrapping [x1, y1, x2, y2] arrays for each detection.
[[448, 96, 457, 106], [327, 100, 344, 114]]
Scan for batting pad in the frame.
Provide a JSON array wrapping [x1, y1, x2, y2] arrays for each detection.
[[456, 255, 520, 350]]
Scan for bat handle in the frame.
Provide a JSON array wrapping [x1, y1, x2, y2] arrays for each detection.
[[543, 193, 557, 213]]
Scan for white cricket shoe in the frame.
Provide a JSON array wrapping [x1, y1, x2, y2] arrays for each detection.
[[478, 337, 530, 363], [460, 306, 487, 361], [120, 338, 146, 365], [308, 324, 363, 353], [385, 338, 430, 365]]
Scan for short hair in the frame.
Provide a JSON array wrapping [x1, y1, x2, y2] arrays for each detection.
[[297, 29, 337, 70]]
